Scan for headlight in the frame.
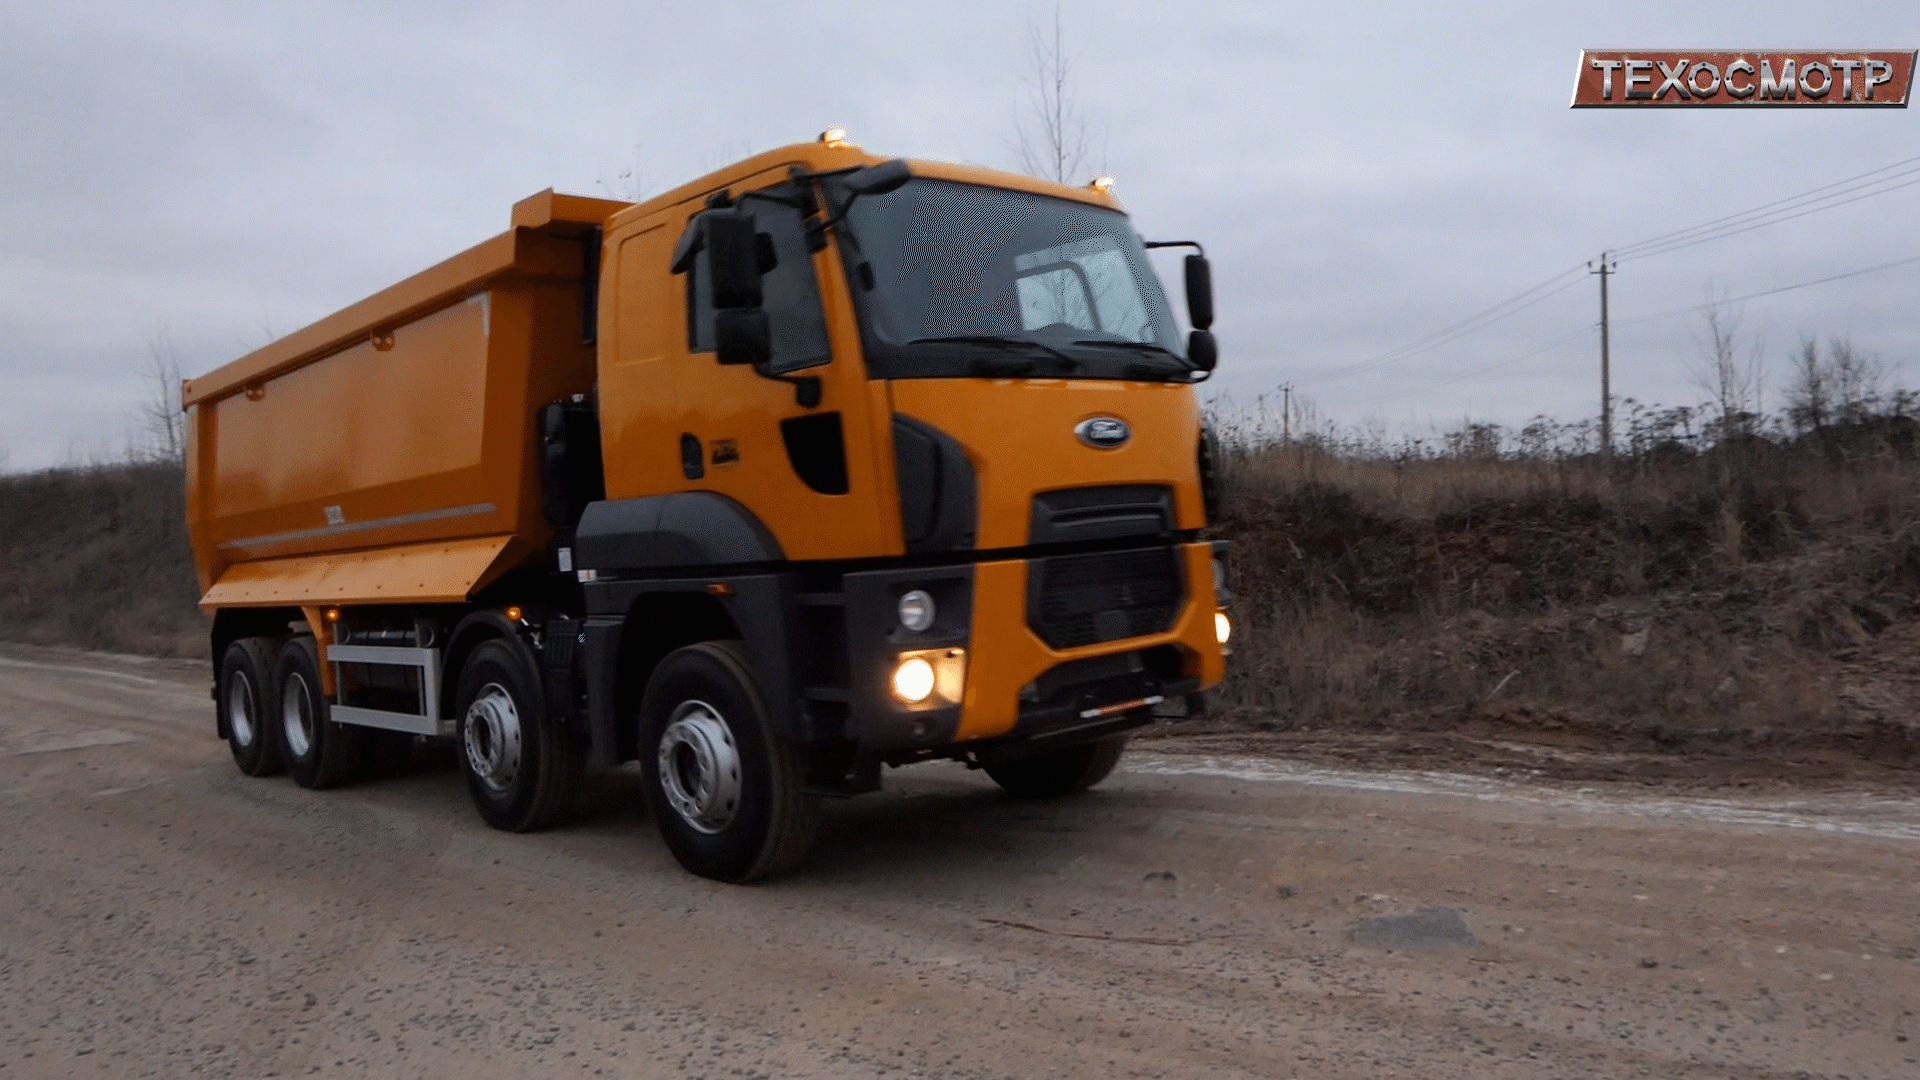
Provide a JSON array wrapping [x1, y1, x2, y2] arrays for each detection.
[[1214, 611, 1232, 645], [892, 656, 936, 703], [897, 589, 935, 633]]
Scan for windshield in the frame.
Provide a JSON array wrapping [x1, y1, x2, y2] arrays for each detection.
[[840, 178, 1188, 380]]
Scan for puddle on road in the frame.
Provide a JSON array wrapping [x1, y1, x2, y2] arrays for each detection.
[[1126, 753, 1920, 843], [1352, 907, 1477, 950]]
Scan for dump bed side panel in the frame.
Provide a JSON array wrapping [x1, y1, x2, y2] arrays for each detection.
[[188, 228, 598, 600]]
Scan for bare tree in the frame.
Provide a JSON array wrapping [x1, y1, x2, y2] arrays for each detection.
[[1783, 334, 1886, 434], [1015, 4, 1095, 184], [1784, 335, 1827, 434], [139, 333, 187, 465], [596, 143, 654, 203], [1689, 290, 1764, 442], [1825, 334, 1884, 423]]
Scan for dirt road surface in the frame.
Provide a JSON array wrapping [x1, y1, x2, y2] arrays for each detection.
[[2, 642, 1917, 1079]]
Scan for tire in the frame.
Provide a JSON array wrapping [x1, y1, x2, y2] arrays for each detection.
[[218, 638, 283, 776], [275, 637, 367, 790], [454, 639, 583, 832], [985, 734, 1129, 800], [638, 641, 819, 883]]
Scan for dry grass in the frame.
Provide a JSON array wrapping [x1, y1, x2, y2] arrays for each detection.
[[7, 426, 1920, 754], [1210, 423, 1920, 743], [0, 462, 207, 658]]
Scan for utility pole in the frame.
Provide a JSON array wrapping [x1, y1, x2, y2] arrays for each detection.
[[1280, 383, 1293, 445], [1589, 252, 1617, 460]]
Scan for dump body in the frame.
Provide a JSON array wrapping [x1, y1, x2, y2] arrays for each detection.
[[184, 191, 628, 608]]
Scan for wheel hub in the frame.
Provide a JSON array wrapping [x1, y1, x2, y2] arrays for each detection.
[[281, 672, 314, 758], [657, 700, 742, 834], [227, 674, 256, 748], [463, 683, 523, 793]]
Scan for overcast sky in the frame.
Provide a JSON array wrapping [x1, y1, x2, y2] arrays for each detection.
[[4, 1, 1918, 468]]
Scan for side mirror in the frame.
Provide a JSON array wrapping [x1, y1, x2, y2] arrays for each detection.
[[704, 211, 764, 310], [1184, 254, 1213, 331], [844, 158, 912, 197], [1187, 330, 1218, 372], [715, 309, 771, 367]]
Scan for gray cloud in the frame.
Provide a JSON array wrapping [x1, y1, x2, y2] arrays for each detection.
[[3, 0, 1917, 466]]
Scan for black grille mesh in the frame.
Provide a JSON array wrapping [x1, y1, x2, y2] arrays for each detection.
[[1027, 547, 1184, 649]]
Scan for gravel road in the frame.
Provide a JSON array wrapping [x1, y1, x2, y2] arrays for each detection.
[[2, 643, 1917, 1079]]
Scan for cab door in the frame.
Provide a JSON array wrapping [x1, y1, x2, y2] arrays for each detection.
[[606, 166, 890, 561]]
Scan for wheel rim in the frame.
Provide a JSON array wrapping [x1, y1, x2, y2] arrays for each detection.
[[281, 671, 314, 759], [226, 672, 257, 749], [463, 683, 523, 793], [657, 699, 742, 835]]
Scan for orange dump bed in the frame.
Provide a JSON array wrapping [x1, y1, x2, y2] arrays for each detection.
[[184, 190, 630, 608]]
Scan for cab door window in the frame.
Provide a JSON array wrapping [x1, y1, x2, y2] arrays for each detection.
[[686, 186, 832, 374]]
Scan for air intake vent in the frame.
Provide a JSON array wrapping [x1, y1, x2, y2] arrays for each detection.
[[1026, 546, 1184, 649], [1028, 485, 1173, 546]]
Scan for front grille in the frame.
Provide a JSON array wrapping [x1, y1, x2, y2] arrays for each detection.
[[1027, 546, 1185, 650]]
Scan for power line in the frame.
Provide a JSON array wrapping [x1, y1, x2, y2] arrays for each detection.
[[1295, 152, 1920, 392], [1296, 265, 1587, 385], [1613, 153, 1920, 258], [1617, 171, 1920, 264], [1372, 327, 1593, 403], [1372, 251, 1920, 406], [1610, 252, 1920, 331]]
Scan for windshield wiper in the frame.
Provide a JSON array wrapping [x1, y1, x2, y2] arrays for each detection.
[[906, 335, 1081, 373], [1070, 339, 1192, 380], [1072, 339, 1187, 360]]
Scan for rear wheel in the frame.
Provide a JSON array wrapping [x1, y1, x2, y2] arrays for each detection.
[[638, 641, 819, 883], [455, 639, 583, 832], [218, 638, 283, 776], [276, 637, 366, 789], [984, 734, 1129, 800]]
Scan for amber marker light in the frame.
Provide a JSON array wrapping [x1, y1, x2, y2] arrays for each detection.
[[1090, 176, 1115, 191], [324, 608, 340, 622], [505, 606, 523, 622], [891, 656, 936, 703], [818, 128, 849, 146]]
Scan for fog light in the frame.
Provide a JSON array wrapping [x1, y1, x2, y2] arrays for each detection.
[[897, 589, 935, 633], [892, 656, 936, 703], [1214, 610, 1232, 645]]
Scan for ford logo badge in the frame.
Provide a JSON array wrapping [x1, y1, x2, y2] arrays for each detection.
[[1075, 416, 1131, 449]]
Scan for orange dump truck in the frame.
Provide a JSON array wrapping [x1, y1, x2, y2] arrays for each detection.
[[184, 133, 1231, 881]]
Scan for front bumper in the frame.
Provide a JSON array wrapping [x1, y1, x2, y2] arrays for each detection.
[[842, 541, 1226, 758]]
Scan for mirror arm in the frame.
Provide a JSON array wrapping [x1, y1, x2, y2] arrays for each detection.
[[734, 190, 804, 210], [1142, 239, 1206, 256], [805, 195, 863, 250], [768, 373, 822, 409]]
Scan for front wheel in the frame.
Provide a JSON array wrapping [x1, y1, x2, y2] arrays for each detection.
[[638, 641, 819, 883], [984, 735, 1129, 800]]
